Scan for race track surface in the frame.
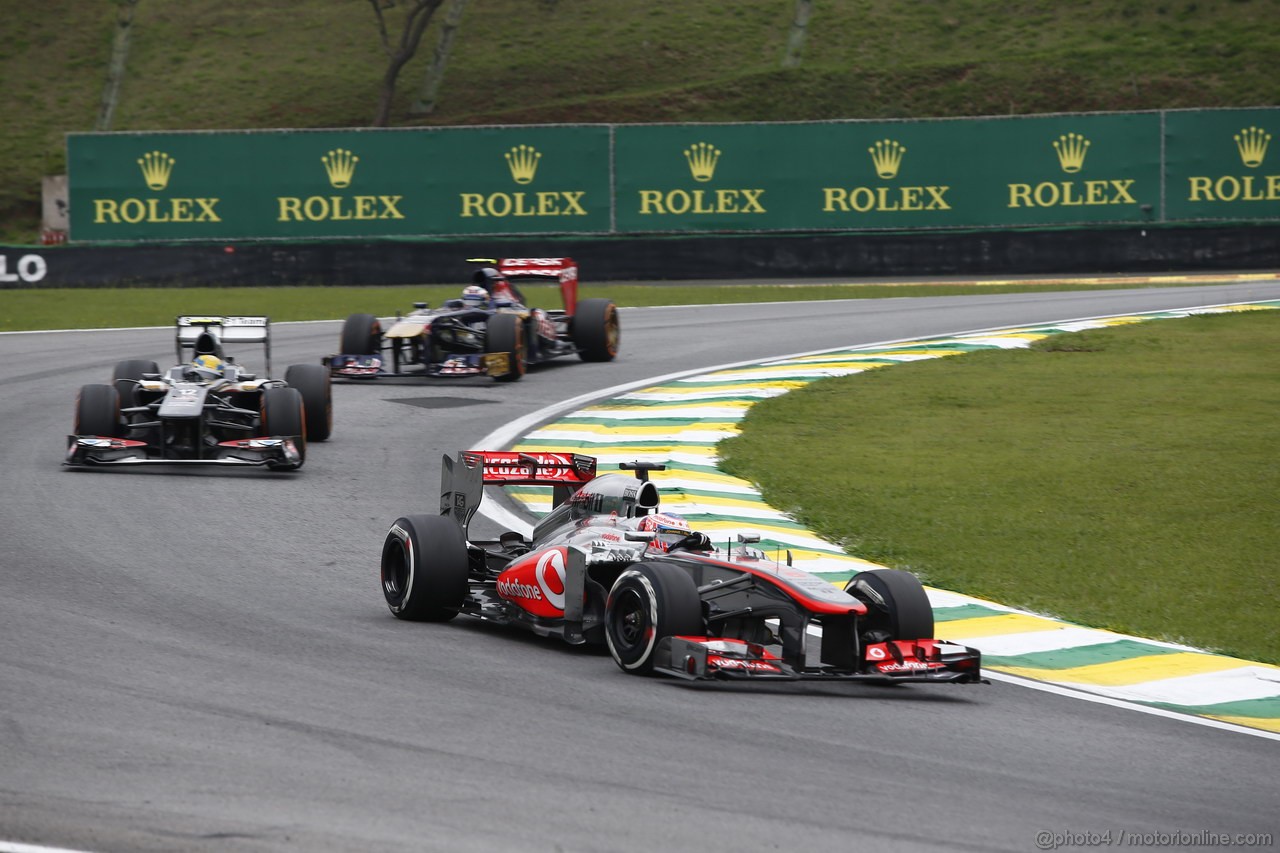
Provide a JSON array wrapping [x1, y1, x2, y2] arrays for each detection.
[[2, 283, 1278, 853]]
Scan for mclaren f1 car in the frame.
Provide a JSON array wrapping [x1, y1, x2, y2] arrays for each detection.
[[325, 257, 618, 382], [380, 451, 984, 683], [66, 315, 332, 470]]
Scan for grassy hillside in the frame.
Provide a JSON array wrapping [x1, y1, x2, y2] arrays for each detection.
[[4, 0, 1278, 243]]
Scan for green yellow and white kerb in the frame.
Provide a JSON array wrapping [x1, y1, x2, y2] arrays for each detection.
[[508, 301, 1280, 735]]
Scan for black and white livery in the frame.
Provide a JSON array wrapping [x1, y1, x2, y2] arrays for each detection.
[[326, 258, 619, 382], [380, 451, 985, 684], [66, 315, 332, 471]]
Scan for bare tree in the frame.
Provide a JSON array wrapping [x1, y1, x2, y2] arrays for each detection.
[[781, 0, 813, 69], [97, 0, 142, 131], [369, 0, 448, 127], [411, 0, 470, 116]]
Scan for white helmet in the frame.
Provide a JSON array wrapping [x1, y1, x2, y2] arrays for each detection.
[[461, 284, 489, 308]]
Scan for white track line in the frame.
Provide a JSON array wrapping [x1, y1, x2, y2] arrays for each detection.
[[0, 841, 98, 853]]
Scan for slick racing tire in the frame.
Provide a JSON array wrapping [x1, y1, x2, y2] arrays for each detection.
[[486, 312, 526, 382], [340, 313, 382, 355], [75, 384, 122, 438], [573, 298, 620, 362], [845, 568, 934, 642], [381, 514, 469, 621], [605, 561, 702, 675], [260, 386, 306, 468], [112, 358, 160, 405], [284, 363, 333, 442]]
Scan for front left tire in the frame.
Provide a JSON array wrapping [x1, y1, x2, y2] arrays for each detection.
[[340, 313, 382, 355], [284, 363, 333, 442], [605, 561, 702, 674], [75, 384, 122, 438], [845, 568, 934, 642], [486, 312, 526, 382], [260, 386, 306, 468]]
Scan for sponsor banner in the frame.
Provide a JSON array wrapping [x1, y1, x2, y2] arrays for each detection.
[[1165, 107, 1280, 221], [0, 251, 49, 284], [64, 108, 1275, 241], [67, 126, 612, 241], [616, 113, 1160, 231]]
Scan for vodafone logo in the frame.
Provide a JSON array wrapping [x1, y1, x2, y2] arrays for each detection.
[[497, 577, 541, 600], [536, 549, 566, 609], [877, 661, 936, 673]]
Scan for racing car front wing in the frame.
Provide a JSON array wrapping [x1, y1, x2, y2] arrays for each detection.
[[656, 636, 985, 683], [325, 352, 511, 379], [65, 435, 304, 469]]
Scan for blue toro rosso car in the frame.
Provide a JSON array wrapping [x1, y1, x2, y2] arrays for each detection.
[[325, 257, 618, 382]]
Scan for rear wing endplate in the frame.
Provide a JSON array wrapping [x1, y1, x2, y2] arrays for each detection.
[[440, 451, 597, 534]]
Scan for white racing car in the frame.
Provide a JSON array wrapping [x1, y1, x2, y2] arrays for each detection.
[[66, 315, 332, 471]]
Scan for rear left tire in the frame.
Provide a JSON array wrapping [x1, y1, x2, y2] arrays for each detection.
[[111, 359, 160, 405], [381, 515, 470, 621], [574, 298, 619, 362]]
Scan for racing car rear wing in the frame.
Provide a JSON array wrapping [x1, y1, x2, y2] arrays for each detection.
[[489, 258, 579, 315], [175, 316, 273, 376], [441, 451, 596, 532]]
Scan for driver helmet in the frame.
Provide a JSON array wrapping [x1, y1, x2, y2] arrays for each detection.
[[638, 512, 693, 552], [461, 284, 490, 309], [190, 354, 224, 378]]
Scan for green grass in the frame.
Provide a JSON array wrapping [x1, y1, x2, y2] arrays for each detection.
[[5, 0, 1279, 242], [0, 278, 1212, 332], [719, 309, 1280, 664]]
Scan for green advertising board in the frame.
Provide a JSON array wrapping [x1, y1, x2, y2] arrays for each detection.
[[64, 107, 1277, 242], [1165, 108, 1280, 222], [613, 113, 1160, 232], [67, 125, 612, 241]]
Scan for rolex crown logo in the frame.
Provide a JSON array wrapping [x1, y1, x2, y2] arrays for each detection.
[[1053, 132, 1091, 173], [868, 139, 905, 180], [137, 151, 175, 191], [1234, 126, 1271, 168], [505, 145, 542, 184], [684, 142, 721, 182], [322, 148, 359, 188]]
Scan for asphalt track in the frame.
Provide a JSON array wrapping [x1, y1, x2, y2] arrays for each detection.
[[3, 282, 1279, 853]]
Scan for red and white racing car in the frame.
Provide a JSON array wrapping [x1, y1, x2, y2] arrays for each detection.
[[380, 451, 984, 683]]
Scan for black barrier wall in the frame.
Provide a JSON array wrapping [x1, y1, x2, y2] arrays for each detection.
[[2, 224, 1279, 288]]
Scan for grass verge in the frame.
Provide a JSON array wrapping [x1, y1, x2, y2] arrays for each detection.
[[719, 310, 1280, 664], [0, 279, 1210, 332]]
